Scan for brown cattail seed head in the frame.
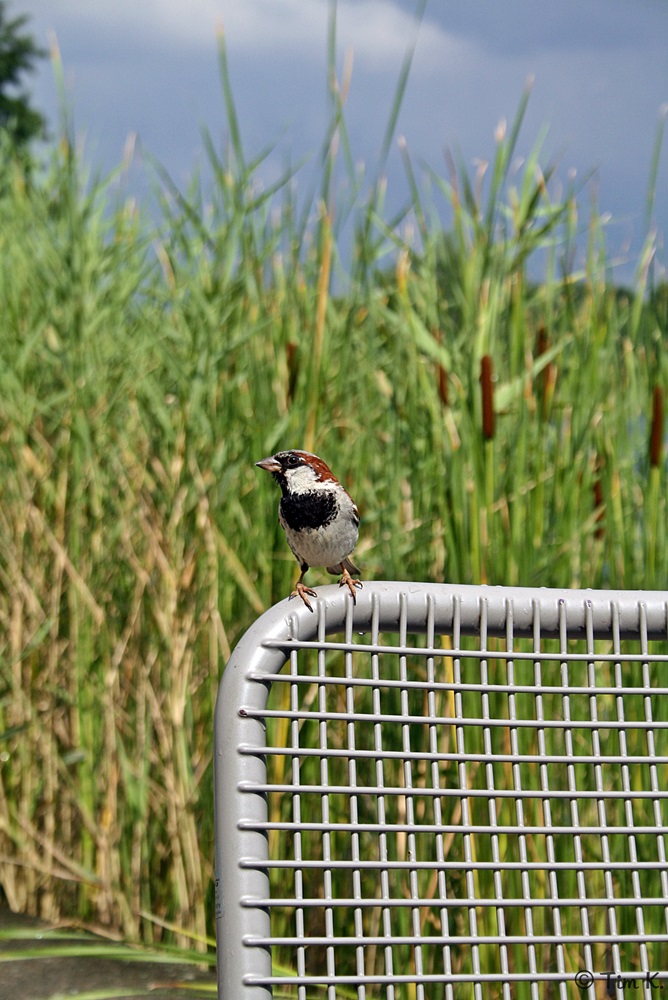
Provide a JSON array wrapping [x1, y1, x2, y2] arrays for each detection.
[[480, 355, 495, 441], [650, 385, 664, 469]]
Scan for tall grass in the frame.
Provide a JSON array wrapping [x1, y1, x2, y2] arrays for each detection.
[[0, 21, 666, 971]]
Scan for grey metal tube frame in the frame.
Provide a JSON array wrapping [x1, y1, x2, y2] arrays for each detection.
[[214, 581, 668, 998]]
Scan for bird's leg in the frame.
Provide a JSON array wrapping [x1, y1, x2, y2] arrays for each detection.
[[339, 566, 363, 602], [289, 563, 317, 612]]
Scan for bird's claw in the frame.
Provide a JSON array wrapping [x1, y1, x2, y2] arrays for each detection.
[[339, 569, 363, 603], [289, 582, 318, 612]]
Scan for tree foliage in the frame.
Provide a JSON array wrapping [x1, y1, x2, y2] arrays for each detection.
[[0, 0, 45, 149]]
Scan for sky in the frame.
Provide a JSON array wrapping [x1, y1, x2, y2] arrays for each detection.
[[16, 0, 668, 286]]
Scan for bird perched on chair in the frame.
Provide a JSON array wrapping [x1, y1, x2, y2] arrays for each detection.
[[256, 449, 362, 611]]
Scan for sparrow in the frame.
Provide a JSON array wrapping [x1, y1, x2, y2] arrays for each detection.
[[256, 449, 362, 611]]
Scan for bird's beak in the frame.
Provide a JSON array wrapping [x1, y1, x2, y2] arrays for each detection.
[[256, 456, 282, 474]]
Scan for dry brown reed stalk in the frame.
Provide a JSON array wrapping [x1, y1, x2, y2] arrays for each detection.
[[0, 435, 224, 950]]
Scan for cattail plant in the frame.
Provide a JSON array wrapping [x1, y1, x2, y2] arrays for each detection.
[[478, 355, 496, 582], [431, 328, 449, 407], [536, 324, 557, 417], [285, 340, 299, 404], [649, 384, 664, 470], [480, 354, 495, 441]]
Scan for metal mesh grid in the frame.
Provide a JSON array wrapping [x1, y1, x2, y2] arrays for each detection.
[[214, 584, 668, 998]]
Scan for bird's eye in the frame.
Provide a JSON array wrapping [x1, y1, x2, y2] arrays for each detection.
[[285, 454, 300, 468]]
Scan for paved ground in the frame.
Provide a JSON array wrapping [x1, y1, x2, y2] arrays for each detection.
[[0, 907, 216, 1000]]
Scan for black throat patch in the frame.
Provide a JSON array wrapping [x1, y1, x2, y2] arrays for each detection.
[[280, 490, 337, 531]]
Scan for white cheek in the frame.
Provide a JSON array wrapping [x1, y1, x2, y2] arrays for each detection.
[[285, 465, 321, 490]]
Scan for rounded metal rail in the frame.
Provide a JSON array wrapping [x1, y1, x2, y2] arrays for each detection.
[[214, 582, 668, 999]]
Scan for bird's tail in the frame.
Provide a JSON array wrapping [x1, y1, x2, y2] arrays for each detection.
[[328, 556, 361, 576]]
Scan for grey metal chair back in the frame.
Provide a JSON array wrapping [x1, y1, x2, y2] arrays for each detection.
[[214, 583, 668, 998]]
